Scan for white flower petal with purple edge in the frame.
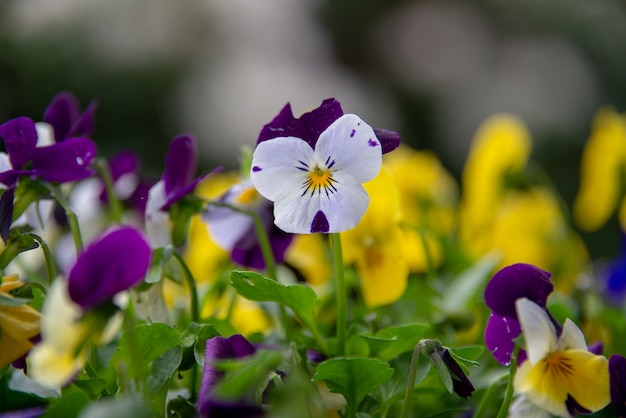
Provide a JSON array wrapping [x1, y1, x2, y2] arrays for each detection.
[[250, 115, 382, 234], [145, 180, 172, 248], [516, 298, 556, 364]]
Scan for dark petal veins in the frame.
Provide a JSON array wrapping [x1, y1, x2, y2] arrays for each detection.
[[163, 135, 197, 196], [257, 98, 343, 148], [0, 117, 38, 170], [68, 227, 151, 309], [373, 128, 401, 154], [484, 263, 553, 319], [610, 355, 626, 417], [31, 138, 96, 183], [310, 210, 329, 233]]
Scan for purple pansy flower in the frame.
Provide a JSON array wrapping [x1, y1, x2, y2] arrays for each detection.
[[610, 354, 626, 417], [198, 335, 263, 418], [203, 180, 293, 269], [145, 135, 217, 247], [0, 116, 96, 186], [0, 406, 46, 418], [43, 91, 97, 142], [251, 98, 400, 234], [484, 263, 558, 366], [67, 226, 151, 309]]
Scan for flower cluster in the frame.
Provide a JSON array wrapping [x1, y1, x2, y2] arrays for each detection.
[[2, 92, 626, 418]]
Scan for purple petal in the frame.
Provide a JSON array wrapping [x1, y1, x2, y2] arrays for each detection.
[[198, 400, 264, 418], [43, 91, 82, 141], [484, 312, 526, 366], [163, 135, 197, 197], [310, 210, 329, 233], [0, 406, 46, 418], [31, 138, 96, 183], [199, 335, 256, 416], [0, 187, 14, 243], [441, 349, 475, 399], [68, 226, 151, 309], [373, 128, 401, 154], [0, 117, 38, 169], [161, 169, 220, 210], [257, 98, 344, 148], [108, 151, 140, 181], [65, 101, 97, 140], [610, 354, 626, 417], [484, 263, 553, 319]]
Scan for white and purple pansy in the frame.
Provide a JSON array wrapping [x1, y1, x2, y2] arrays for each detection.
[[483, 263, 559, 366], [250, 98, 400, 234]]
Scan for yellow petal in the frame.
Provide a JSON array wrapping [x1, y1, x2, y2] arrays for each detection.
[[0, 331, 34, 369], [28, 343, 86, 388], [515, 349, 610, 417]]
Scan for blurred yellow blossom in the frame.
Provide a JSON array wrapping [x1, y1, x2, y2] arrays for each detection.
[[573, 107, 626, 232], [285, 234, 332, 287], [342, 165, 408, 307], [0, 275, 41, 368]]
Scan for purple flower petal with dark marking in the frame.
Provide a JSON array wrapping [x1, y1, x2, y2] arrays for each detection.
[[43, 91, 97, 141], [484, 312, 526, 366], [68, 226, 151, 309], [310, 210, 329, 233], [484, 263, 553, 319], [199, 335, 256, 417], [610, 354, 626, 417], [0, 117, 38, 170], [31, 137, 96, 183], [257, 98, 400, 154]]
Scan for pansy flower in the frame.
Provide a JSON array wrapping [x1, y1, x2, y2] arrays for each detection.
[[511, 298, 610, 417], [145, 135, 216, 247], [42, 90, 97, 143], [28, 226, 151, 387], [0, 275, 41, 368], [484, 263, 556, 366], [203, 179, 293, 269], [250, 98, 400, 234], [198, 334, 263, 417], [0, 112, 96, 187], [609, 354, 626, 417]]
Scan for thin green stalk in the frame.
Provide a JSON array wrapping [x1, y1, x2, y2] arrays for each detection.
[[496, 349, 518, 418], [330, 233, 347, 356], [399, 340, 424, 418], [25, 233, 56, 284], [94, 158, 123, 224], [473, 374, 508, 418], [49, 185, 83, 254], [172, 252, 200, 324]]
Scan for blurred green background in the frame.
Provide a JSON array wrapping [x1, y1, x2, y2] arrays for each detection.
[[1, 0, 625, 257]]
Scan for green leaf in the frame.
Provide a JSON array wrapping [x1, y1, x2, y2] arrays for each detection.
[[230, 271, 319, 330], [440, 252, 500, 314], [360, 323, 429, 362], [313, 358, 394, 407], [147, 346, 183, 393], [111, 323, 181, 379], [42, 390, 89, 418], [72, 378, 107, 398], [0, 293, 30, 307]]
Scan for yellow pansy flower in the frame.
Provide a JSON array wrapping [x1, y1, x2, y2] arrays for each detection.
[[0, 275, 41, 368], [573, 107, 626, 232], [342, 165, 408, 307]]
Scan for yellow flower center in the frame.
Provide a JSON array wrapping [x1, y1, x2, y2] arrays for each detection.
[[542, 352, 574, 378], [303, 165, 337, 196]]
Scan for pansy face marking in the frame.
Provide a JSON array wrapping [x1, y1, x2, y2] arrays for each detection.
[[251, 114, 382, 234]]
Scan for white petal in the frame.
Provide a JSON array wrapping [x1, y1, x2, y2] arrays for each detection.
[[145, 180, 172, 248], [556, 318, 588, 352], [203, 206, 253, 250], [250, 137, 315, 201], [35, 122, 55, 146], [315, 114, 382, 183], [39, 279, 84, 353], [516, 298, 557, 364], [508, 396, 551, 418], [0, 152, 12, 172], [273, 171, 369, 234]]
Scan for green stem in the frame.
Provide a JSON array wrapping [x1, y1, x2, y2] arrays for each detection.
[[399, 340, 424, 418], [172, 252, 200, 324], [496, 349, 518, 418], [49, 185, 84, 254], [94, 158, 123, 224], [25, 233, 56, 284], [473, 374, 508, 418], [331, 233, 347, 356]]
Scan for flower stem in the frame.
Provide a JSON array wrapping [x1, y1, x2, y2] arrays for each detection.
[[473, 374, 507, 418], [94, 158, 123, 224], [172, 252, 200, 324], [496, 349, 518, 418], [331, 233, 347, 356], [25, 233, 56, 284], [400, 340, 424, 418], [49, 185, 84, 254]]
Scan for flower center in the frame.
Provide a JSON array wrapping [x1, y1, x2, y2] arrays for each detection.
[[310, 165, 332, 188], [302, 164, 337, 197], [542, 352, 574, 377]]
